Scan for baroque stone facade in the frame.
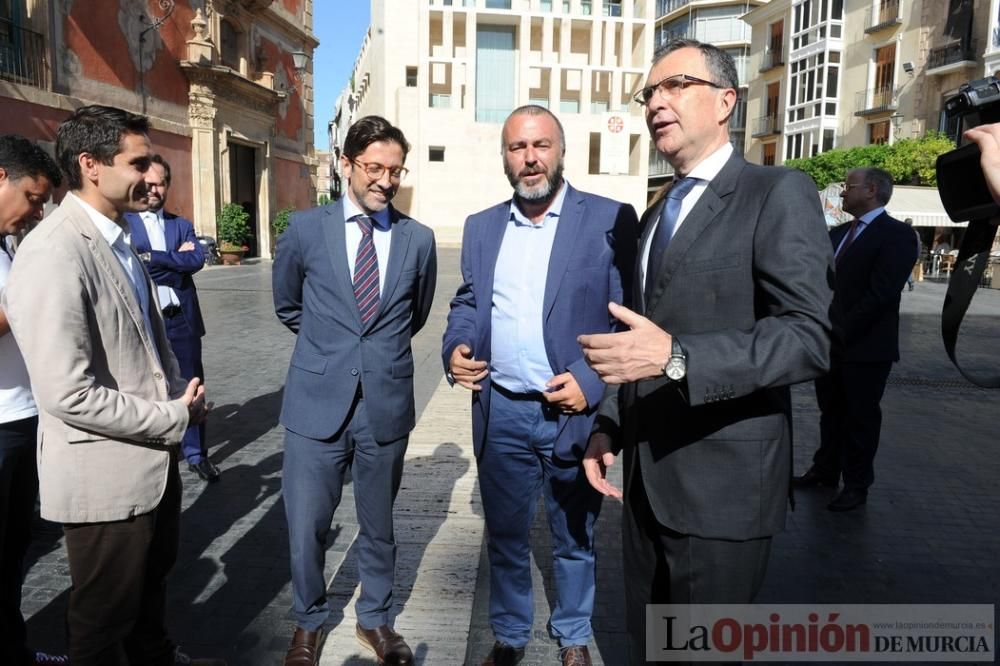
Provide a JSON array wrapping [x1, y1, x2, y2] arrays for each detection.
[[0, 0, 317, 259]]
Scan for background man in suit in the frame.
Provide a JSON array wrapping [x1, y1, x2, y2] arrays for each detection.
[[443, 105, 637, 666], [125, 155, 216, 483], [3, 106, 217, 665], [794, 168, 919, 511], [0, 134, 66, 666], [578, 39, 833, 664], [273, 116, 436, 666]]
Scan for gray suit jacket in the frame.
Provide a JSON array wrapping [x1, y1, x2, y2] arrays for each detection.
[[272, 200, 437, 443], [603, 153, 834, 541], [3, 195, 189, 524]]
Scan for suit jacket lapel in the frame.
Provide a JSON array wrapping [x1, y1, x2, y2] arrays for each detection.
[[479, 204, 510, 319], [63, 199, 157, 358], [373, 206, 412, 330], [163, 213, 179, 249], [321, 200, 362, 329], [543, 185, 584, 320], [126, 212, 152, 253], [644, 154, 744, 314]]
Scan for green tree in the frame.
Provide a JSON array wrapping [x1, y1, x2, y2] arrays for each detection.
[[786, 132, 955, 188]]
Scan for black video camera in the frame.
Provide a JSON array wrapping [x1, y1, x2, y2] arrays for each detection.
[[936, 76, 1000, 221]]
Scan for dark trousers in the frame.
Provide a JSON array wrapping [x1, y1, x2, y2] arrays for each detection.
[[623, 464, 771, 666], [63, 459, 181, 666], [164, 313, 206, 464], [283, 396, 408, 631], [0, 416, 39, 666], [813, 360, 893, 491]]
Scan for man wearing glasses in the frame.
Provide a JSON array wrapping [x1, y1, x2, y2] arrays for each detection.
[[579, 39, 833, 663], [273, 115, 437, 666]]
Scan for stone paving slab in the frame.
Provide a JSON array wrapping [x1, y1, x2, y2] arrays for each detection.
[[20, 254, 1000, 666]]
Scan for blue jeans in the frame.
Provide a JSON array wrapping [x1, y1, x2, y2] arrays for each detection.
[[479, 387, 602, 648]]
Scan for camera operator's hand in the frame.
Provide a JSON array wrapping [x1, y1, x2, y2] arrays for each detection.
[[964, 123, 1000, 206]]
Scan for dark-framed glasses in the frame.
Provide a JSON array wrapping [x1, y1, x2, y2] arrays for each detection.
[[633, 74, 724, 106], [351, 158, 409, 181]]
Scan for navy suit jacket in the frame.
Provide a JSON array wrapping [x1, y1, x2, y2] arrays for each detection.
[[273, 200, 437, 443], [442, 184, 638, 462], [829, 211, 919, 363], [124, 211, 205, 337]]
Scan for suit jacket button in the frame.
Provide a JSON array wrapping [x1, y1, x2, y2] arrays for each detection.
[[153, 372, 163, 380], [351, 368, 359, 376]]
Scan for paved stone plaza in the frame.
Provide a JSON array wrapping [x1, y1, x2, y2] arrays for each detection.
[[22, 248, 1000, 665]]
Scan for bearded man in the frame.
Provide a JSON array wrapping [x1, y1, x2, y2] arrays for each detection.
[[442, 105, 637, 666]]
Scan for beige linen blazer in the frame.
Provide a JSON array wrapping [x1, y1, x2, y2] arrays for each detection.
[[2, 195, 189, 523]]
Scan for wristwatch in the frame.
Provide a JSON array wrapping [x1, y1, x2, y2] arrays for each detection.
[[138, 251, 152, 263], [662, 337, 687, 382]]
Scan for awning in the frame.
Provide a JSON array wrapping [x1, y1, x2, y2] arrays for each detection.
[[885, 185, 967, 228]]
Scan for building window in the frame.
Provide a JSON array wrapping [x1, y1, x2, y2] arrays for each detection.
[[429, 93, 451, 108], [429, 146, 445, 162], [762, 143, 776, 166], [868, 120, 890, 145], [220, 19, 241, 71], [485, 0, 512, 8], [604, 0, 622, 17], [406, 66, 417, 87]]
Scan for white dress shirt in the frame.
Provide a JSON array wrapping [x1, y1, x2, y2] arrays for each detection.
[[641, 142, 734, 291], [139, 209, 180, 308], [343, 193, 392, 295], [0, 235, 37, 422], [66, 192, 160, 365]]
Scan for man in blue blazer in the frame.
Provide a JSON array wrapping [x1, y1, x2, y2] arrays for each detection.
[[443, 105, 637, 666], [126, 154, 215, 481], [273, 116, 436, 666], [795, 167, 919, 511]]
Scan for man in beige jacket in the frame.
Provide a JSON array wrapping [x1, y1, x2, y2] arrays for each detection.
[[3, 106, 220, 666]]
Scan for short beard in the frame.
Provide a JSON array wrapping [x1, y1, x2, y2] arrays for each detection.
[[505, 160, 565, 203], [146, 197, 164, 212]]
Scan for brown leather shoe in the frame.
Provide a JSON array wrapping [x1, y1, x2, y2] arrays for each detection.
[[283, 627, 323, 666], [560, 645, 592, 666], [356, 623, 413, 665]]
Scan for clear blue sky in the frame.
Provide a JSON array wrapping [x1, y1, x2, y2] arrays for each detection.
[[313, 2, 371, 151]]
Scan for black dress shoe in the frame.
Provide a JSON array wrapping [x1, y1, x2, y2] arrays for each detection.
[[189, 458, 221, 482], [792, 466, 839, 488], [481, 641, 525, 666], [827, 487, 867, 512]]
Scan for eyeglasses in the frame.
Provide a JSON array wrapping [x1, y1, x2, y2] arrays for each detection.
[[841, 182, 865, 192], [633, 74, 725, 106], [350, 158, 409, 181]]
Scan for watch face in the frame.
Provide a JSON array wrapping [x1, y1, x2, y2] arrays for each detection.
[[665, 357, 686, 381]]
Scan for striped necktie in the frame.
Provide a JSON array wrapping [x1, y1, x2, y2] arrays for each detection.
[[353, 215, 380, 324]]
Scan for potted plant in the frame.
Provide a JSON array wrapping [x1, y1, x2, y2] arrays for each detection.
[[272, 206, 295, 238], [216, 202, 252, 265]]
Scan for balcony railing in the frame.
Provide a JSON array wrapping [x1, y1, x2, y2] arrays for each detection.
[[864, 0, 902, 33], [928, 39, 978, 71], [649, 150, 674, 177], [0, 18, 47, 90], [758, 48, 784, 72], [854, 86, 897, 116], [656, 0, 691, 18], [751, 115, 781, 137]]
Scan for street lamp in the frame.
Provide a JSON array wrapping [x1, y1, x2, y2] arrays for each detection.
[[291, 49, 310, 81]]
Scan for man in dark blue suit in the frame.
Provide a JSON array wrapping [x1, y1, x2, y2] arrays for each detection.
[[126, 154, 216, 482], [443, 105, 637, 666], [273, 116, 436, 666], [795, 167, 919, 511]]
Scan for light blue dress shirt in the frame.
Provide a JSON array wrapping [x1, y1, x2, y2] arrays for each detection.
[[490, 182, 568, 393]]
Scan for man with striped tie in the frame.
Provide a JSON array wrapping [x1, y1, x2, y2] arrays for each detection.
[[273, 116, 437, 666]]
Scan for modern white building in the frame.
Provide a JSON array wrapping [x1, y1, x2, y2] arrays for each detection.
[[332, 0, 656, 243], [648, 0, 763, 190]]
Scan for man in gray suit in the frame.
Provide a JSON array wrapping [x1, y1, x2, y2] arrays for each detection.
[[273, 116, 436, 666], [4, 106, 217, 666], [579, 40, 833, 664]]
